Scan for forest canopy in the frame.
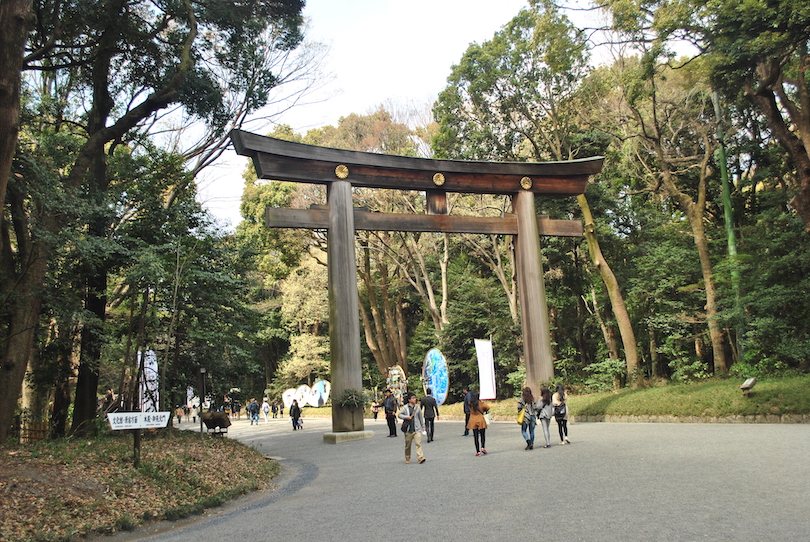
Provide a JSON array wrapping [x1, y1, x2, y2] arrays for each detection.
[[1, 0, 808, 442]]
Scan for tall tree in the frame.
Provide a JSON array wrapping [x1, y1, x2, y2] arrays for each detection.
[[433, 3, 640, 380], [1, 0, 306, 440]]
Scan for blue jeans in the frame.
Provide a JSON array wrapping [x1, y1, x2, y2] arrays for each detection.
[[521, 414, 536, 443]]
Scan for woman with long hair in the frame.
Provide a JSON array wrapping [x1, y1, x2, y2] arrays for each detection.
[[517, 386, 539, 450], [466, 392, 491, 456], [537, 386, 553, 448], [552, 383, 570, 444]]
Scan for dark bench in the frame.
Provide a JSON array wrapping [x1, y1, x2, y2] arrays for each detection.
[[202, 411, 231, 436]]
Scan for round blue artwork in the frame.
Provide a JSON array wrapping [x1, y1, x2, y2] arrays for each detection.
[[423, 348, 449, 405]]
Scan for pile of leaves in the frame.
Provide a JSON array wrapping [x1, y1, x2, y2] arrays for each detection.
[[0, 429, 279, 541]]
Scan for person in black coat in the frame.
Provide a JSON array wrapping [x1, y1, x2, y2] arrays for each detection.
[[290, 399, 302, 430], [383, 389, 399, 437], [420, 389, 440, 442]]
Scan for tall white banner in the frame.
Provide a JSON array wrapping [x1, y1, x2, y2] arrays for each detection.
[[474, 339, 496, 400], [138, 349, 159, 412]]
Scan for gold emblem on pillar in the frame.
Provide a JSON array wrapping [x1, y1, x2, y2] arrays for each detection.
[[520, 176, 533, 190], [335, 165, 349, 179], [433, 172, 446, 186]]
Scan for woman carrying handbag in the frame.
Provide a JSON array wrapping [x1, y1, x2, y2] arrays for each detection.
[[517, 386, 539, 450]]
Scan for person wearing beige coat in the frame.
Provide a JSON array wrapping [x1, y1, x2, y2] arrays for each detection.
[[465, 393, 490, 456]]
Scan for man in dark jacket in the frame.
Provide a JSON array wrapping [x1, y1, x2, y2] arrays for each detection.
[[383, 389, 399, 437], [246, 398, 260, 425], [420, 388, 440, 442], [462, 386, 472, 436]]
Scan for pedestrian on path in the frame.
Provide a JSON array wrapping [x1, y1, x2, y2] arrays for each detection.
[[552, 384, 571, 445], [261, 399, 271, 423], [290, 399, 302, 430], [383, 389, 399, 437], [398, 393, 426, 464], [537, 386, 553, 448], [466, 392, 490, 456], [246, 398, 260, 425], [462, 386, 473, 436], [420, 388, 440, 442], [517, 386, 539, 450]]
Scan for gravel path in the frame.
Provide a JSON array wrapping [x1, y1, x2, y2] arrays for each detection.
[[116, 416, 810, 542]]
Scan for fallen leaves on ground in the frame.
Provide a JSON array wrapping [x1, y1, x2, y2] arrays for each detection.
[[0, 429, 279, 542]]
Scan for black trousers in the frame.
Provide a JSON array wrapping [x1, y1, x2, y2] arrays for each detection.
[[424, 417, 435, 441], [464, 411, 470, 434], [386, 413, 397, 436]]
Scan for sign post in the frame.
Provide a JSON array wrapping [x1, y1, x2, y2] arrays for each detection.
[[107, 412, 171, 467]]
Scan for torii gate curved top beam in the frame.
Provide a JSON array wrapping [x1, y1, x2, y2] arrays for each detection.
[[231, 129, 603, 196]]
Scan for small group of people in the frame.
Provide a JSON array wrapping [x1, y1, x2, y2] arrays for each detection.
[[379, 388, 441, 464], [517, 384, 570, 450], [244, 397, 298, 429]]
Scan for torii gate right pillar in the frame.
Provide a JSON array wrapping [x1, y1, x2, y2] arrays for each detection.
[[514, 191, 554, 397]]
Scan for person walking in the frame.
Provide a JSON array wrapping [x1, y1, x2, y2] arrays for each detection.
[[462, 386, 473, 436], [290, 399, 302, 430], [398, 393, 426, 464], [420, 388, 440, 442], [261, 399, 271, 423], [271, 401, 279, 419], [246, 398, 260, 425], [537, 386, 553, 448], [517, 386, 539, 450], [371, 400, 380, 420], [383, 389, 399, 437], [466, 393, 490, 456], [552, 384, 571, 445]]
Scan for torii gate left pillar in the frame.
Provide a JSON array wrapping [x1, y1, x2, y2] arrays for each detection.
[[327, 180, 363, 433]]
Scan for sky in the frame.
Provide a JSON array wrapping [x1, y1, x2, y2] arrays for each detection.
[[197, 0, 529, 228]]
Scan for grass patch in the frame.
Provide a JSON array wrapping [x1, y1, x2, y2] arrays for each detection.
[[0, 429, 280, 542], [302, 375, 810, 420]]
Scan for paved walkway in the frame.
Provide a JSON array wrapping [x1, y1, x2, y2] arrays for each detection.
[[118, 416, 809, 542]]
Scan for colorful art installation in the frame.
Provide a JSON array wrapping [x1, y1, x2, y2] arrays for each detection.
[[282, 388, 297, 410], [387, 365, 407, 405], [423, 348, 450, 405], [309, 380, 331, 407], [282, 380, 332, 409]]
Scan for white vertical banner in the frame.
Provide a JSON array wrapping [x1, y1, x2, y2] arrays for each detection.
[[138, 349, 159, 412], [474, 339, 497, 400]]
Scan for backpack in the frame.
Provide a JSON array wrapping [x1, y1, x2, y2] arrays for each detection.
[[553, 403, 567, 419]]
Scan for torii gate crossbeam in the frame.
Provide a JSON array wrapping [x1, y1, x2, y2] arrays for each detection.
[[231, 130, 604, 436]]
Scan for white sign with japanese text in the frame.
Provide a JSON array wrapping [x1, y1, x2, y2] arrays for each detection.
[[107, 412, 171, 430]]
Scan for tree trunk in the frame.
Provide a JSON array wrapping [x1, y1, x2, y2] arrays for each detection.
[[0, 213, 47, 442], [577, 194, 640, 380], [587, 284, 620, 361], [0, 0, 34, 217], [746, 76, 810, 230], [71, 268, 107, 435]]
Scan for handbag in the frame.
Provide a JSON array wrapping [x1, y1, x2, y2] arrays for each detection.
[[484, 411, 493, 425], [517, 408, 525, 425], [553, 403, 567, 419], [400, 406, 414, 433]]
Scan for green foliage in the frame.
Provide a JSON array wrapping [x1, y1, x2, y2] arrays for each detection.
[[582, 358, 626, 393], [334, 388, 367, 410]]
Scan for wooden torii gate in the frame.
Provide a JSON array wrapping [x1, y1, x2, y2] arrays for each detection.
[[231, 130, 604, 436]]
